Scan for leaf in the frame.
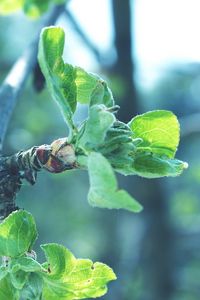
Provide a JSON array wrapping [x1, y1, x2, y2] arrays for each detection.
[[132, 153, 188, 178], [129, 110, 180, 158], [0, 266, 8, 281], [0, 210, 37, 257], [38, 27, 114, 129], [8, 256, 44, 291], [10, 256, 44, 273], [20, 273, 43, 300], [90, 80, 114, 107], [79, 104, 116, 149], [38, 27, 98, 126], [9, 270, 28, 290], [74, 68, 100, 104], [87, 152, 142, 213], [0, 276, 19, 300], [41, 243, 116, 299], [38, 26, 74, 127]]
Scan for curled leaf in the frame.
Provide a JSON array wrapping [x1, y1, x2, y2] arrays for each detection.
[[41, 243, 116, 299]]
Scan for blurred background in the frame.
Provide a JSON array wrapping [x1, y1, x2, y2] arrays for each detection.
[[1, 0, 200, 299]]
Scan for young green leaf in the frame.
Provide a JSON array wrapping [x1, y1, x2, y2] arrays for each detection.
[[0, 266, 8, 281], [41, 243, 116, 299], [129, 110, 180, 158], [20, 273, 43, 300], [9, 270, 28, 290], [90, 80, 114, 107], [38, 27, 97, 128], [132, 153, 188, 178], [78, 104, 116, 149], [38, 26, 75, 129], [0, 210, 37, 257], [87, 152, 143, 213], [0, 276, 19, 300], [38, 26, 114, 131], [10, 256, 44, 273]]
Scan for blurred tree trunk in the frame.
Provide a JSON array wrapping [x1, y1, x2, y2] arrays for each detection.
[[137, 178, 175, 300], [107, 1, 176, 300], [111, 0, 138, 120]]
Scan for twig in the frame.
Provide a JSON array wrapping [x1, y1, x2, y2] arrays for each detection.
[[0, 138, 77, 219], [0, 4, 65, 152]]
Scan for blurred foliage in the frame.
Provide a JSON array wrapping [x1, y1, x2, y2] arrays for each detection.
[[0, 0, 66, 18]]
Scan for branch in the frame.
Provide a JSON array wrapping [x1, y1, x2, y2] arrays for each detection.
[[64, 9, 102, 64], [0, 138, 77, 219], [0, 4, 65, 151]]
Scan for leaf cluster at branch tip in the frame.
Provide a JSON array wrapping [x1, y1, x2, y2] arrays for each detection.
[[38, 26, 188, 213]]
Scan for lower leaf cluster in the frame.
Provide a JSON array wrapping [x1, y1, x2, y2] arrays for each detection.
[[0, 211, 116, 300]]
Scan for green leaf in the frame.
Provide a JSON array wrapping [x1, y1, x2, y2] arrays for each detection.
[[20, 273, 43, 300], [41, 243, 116, 299], [87, 152, 143, 213], [74, 68, 100, 104], [0, 0, 24, 14], [78, 104, 116, 149], [38, 27, 98, 127], [132, 153, 188, 178], [129, 110, 180, 158], [10, 256, 44, 273], [7, 256, 44, 292], [0, 210, 37, 257], [38, 26, 75, 128], [38, 26, 114, 131], [0, 276, 19, 300], [9, 270, 28, 290], [41, 243, 75, 279], [0, 266, 8, 281], [90, 80, 114, 107]]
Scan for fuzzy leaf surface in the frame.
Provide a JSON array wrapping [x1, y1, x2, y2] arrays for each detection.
[[0, 210, 37, 257], [87, 152, 142, 212], [41, 243, 116, 299], [79, 105, 116, 149]]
